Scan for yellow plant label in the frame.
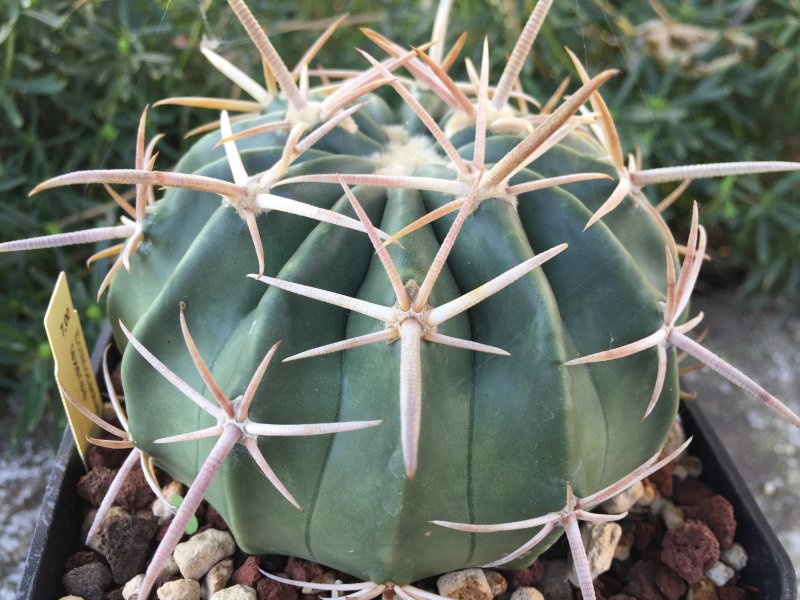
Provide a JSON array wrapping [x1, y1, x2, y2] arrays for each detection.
[[44, 272, 102, 468]]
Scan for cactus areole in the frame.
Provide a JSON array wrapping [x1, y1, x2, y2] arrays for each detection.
[[6, 1, 800, 598]]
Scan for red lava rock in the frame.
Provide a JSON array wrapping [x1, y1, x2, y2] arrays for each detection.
[[285, 557, 325, 582], [65, 549, 102, 571], [648, 457, 674, 497], [622, 561, 665, 600], [232, 555, 263, 587], [717, 586, 746, 600], [661, 520, 720, 584], [684, 495, 737, 550], [87, 444, 128, 469], [206, 503, 230, 531], [654, 564, 687, 600], [96, 511, 159, 584], [116, 464, 156, 511], [675, 478, 714, 506], [77, 467, 118, 507], [257, 575, 301, 600], [62, 562, 113, 600], [503, 561, 545, 588], [633, 520, 658, 552]]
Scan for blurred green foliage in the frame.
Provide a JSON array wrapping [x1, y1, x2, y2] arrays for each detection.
[[1, 0, 797, 447]]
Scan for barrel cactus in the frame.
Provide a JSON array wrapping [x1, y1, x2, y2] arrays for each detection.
[[4, 1, 800, 599]]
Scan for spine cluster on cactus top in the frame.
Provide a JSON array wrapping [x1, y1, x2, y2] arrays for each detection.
[[3, 2, 800, 599]]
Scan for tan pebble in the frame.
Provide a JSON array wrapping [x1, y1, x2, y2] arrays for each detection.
[[203, 558, 234, 600], [636, 480, 658, 507], [157, 578, 201, 600], [601, 481, 644, 514], [661, 501, 685, 529], [614, 531, 634, 561], [664, 418, 688, 456], [58, 596, 85, 600], [687, 577, 718, 600], [302, 570, 337, 594], [173, 529, 236, 580], [153, 480, 184, 523], [509, 587, 545, 600], [160, 554, 181, 579], [210, 584, 257, 600], [483, 570, 508, 596], [567, 522, 621, 586], [123, 574, 145, 600], [437, 568, 493, 600]]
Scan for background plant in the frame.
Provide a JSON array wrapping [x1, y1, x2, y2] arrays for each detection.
[[1, 0, 797, 448]]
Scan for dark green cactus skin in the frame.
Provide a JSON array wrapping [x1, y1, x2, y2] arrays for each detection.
[[108, 96, 679, 584]]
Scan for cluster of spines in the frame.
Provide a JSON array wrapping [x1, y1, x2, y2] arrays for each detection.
[[3, 1, 800, 599]]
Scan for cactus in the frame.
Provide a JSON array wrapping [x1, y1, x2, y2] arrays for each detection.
[[3, 2, 800, 599]]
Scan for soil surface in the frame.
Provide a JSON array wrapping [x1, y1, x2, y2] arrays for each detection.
[[3, 291, 799, 598]]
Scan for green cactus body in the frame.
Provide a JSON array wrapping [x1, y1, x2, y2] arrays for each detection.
[[107, 95, 678, 584]]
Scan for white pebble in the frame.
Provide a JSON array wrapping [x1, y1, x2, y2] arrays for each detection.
[[437, 568, 493, 600], [174, 529, 236, 580], [705, 561, 735, 587], [210, 584, 256, 600], [157, 578, 201, 600], [721, 543, 748, 571]]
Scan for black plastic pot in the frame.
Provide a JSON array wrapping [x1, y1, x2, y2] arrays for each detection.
[[18, 331, 797, 598]]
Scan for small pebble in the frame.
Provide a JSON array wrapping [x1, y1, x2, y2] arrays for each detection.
[[123, 574, 144, 600], [152, 481, 183, 523], [203, 559, 234, 600], [664, 419, 687, 456], [601, 482, 643, 514], [636, 480, 658, 507], [614, 531, 634, 561], [705, 561, 735, 587], [567, 522, 621, 586], [483, 570, 507, 596], [436, 568, 493, 600], [509, 587, 544, 600], [301, 570, 337, 594], [173, 529, 236, 580], [721, 543, 748, 571], [687, 577, 718, 600], [661, 501, 685, 530], [158, 578, 201, 600], [210, 584, 257, 600]]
